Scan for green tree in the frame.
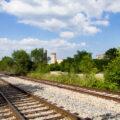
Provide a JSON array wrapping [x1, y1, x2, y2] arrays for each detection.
[[60, 57, 75, 73], [60, 51, 92, 73], [0, 56, 14, 72], [49, 62, 60, 71], [36, 63, 50, 73], [31, 48, 48, 64], [12, 50, 31, 75], [105, 48, 118, 60], [31, 48, 50, 70], [74, 50, 92, 72], [74, 50, 91, 62], [104, 56, 120, 85], [93, 59, 110, 72], [79, 55, 97, 75]]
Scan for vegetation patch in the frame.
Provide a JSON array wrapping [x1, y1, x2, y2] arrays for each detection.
[[0, 47, 120, 92], [27, 72, 120, 92]]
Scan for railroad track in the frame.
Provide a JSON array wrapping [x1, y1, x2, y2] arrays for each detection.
[[0, 79, 90, 120], [0, 93, 18, 120], [18, 76, 120, 103]]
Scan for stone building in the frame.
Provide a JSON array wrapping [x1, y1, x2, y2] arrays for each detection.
[[96, 54, 105, 59], [51, 53, 56, 64], [50, 53, 63, 64]]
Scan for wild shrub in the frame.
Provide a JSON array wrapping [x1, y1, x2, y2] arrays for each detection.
[[104, 56, 120, 85], [12, 50, 31, 75]]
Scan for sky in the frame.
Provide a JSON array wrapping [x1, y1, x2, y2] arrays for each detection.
[[0, 0, 120, 59]]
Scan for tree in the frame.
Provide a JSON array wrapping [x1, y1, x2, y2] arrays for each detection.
[[74, 50, 91, 62], [60, 51, 92, 73], [31, 48, 49, 64], [49, 62, 60, 71], [60, 57, 75, 73], [0, 56, 14, 72], [12, 50, 31, 75], [36, 64, 50, 73], [105, 48, 118, 60], [31, 48, 51, 73], [104, 55, 120, 85], [93, 59, 110, 72], [74, 50, 92, 73], [79, 55, 97, 75]]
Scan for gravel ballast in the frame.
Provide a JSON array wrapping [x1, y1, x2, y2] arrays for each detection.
[[0, 74, 120, 120]]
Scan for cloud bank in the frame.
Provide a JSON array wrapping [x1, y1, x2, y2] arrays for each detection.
[[0, 38, 86, 59], [0, 0, 120, 38]]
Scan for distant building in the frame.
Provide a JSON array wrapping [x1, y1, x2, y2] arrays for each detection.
[[50, 53, 63, 64], [51, 53, 56, 64], [56, 59, 63, 64], [96, 54, 105, 59]]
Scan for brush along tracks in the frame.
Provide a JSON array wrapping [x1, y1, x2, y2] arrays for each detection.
[[0, 79, 90, 120], [19, 76, 120, 103]]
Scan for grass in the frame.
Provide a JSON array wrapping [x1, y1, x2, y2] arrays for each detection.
[[27, 72, 120, 92]]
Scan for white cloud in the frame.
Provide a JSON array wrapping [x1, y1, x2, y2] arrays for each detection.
[[60, 32, 75, 39], [0, 38, 86, 59], [0, 0, 120, 37], [19, 18, 67, 31], [81, 42, 86, 47], [91, 21, 109, 26]]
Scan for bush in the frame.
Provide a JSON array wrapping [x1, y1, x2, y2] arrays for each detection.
[[0, 56, 14, 73], [27, 72, 120, 92], [103, 82, 119, 91], [79, 55, 97, 75], [12, 50, 31, 75], [94, 59, 110, 72], [60, 57, 75, 73], [49, 63, 60, 71], [36, 64, 50, 73], [104, 56, 120, 85], [105, 48, 118, 60]]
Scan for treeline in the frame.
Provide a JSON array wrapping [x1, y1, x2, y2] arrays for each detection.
[[0, 48, 50, 75], [0, 49, 110, 75], [0, 47, 120, 87], [50, 48, 119, 73], [50, 51, 111, 73]]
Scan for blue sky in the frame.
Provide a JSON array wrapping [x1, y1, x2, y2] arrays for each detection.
[[0, 0, 120, 59]]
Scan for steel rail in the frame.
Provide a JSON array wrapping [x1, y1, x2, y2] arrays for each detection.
[[18, 76, 120, 103], [19, 76, 120, 95], [0, 79, 91, 120], [0, 92, 26, 120]]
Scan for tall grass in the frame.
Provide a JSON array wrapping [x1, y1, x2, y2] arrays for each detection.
[[27, 72, 120, 92]]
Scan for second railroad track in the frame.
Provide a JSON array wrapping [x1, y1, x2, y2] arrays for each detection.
[[18, 76, 120, 103]]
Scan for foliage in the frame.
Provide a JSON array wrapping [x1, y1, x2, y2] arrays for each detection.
[[0, 47, 120, 92], [0, 56, 14, 72], [104, 56, 120, 85], [36, 63, 50, 73], [31, 48, 50, 71], [74, 50, 92, 72], [60, 51, 91, 73], [94, 59, 110, 72], [12, 50, 31, 75], [49, 62, 60, 71], [74, 50, 91, 61], [60, 57, 75, 72], [31, 48, 48, 63], [27, 73, 120, 92], [105, 48, 118, 60], [79, 55, 97, 75]]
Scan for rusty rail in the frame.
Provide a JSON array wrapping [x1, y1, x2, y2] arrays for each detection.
[[0, 78, 91, 120], [19, 76, 120, 103], [0, 92, 26, 120]]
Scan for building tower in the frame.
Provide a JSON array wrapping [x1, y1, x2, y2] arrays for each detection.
[[51, 53, 56, 64]]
